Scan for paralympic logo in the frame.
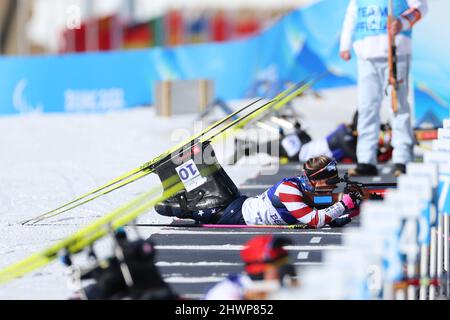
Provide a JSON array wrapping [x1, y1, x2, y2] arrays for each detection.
[[13, 79, 43, 114]]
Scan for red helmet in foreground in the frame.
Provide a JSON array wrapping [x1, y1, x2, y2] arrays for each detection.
[[240, 235, 292, 275]]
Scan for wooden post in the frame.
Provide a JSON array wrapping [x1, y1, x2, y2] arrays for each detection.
[[161, 80, 172, 117], [199, 79, 209, 112]]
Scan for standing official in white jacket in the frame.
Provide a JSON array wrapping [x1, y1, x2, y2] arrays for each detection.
[[340, 0, 428, 177]]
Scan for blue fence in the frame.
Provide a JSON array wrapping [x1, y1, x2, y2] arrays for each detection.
[[0, 0, 448, 126]]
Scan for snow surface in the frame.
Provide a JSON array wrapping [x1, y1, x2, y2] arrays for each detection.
[[0, 86, 362, 299]]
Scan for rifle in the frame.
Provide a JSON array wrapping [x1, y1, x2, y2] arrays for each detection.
[[314, 173, 396, 208], [339, 172, 397, 200], [387, 0, 399, 113]]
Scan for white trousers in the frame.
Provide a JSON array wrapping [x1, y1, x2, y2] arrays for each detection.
[[356, 56, 414, 165]]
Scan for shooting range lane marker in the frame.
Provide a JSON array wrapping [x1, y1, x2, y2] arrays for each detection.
[[150, 231, 340, 241], [371, 176, 382, 182], [297, 252, 310, 260], [164, 276, 225, 283], [309, 237, 322, 244]]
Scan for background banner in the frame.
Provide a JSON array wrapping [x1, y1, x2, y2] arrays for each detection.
[[0, 0, 448, 127]]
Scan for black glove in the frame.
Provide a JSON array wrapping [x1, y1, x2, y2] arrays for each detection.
[[328, 216, 352, 227], [348, 191, 362, 208]]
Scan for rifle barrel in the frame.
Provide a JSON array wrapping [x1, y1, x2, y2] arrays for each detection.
[[361, 182, 397, 188]]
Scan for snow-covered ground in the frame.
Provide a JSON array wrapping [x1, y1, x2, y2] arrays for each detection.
[[0, 86, 361, 299]]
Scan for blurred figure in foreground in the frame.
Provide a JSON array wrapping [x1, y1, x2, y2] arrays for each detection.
[[68, 229, 178, 300]]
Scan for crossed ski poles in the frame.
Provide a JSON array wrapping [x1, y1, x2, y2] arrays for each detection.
[[21, 75, 319, 225], [19, 98, 260, 225]]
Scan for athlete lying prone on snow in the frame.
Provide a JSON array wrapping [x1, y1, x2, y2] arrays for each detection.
[[155, 155, 361, 229]]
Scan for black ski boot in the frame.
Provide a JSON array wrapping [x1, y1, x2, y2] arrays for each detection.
[[293, 121, 312, 145], [154, 141, 240, 221]]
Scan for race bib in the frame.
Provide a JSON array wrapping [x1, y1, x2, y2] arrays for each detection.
[[281, 134, 302, 157], [175, 160, 207, 192]]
